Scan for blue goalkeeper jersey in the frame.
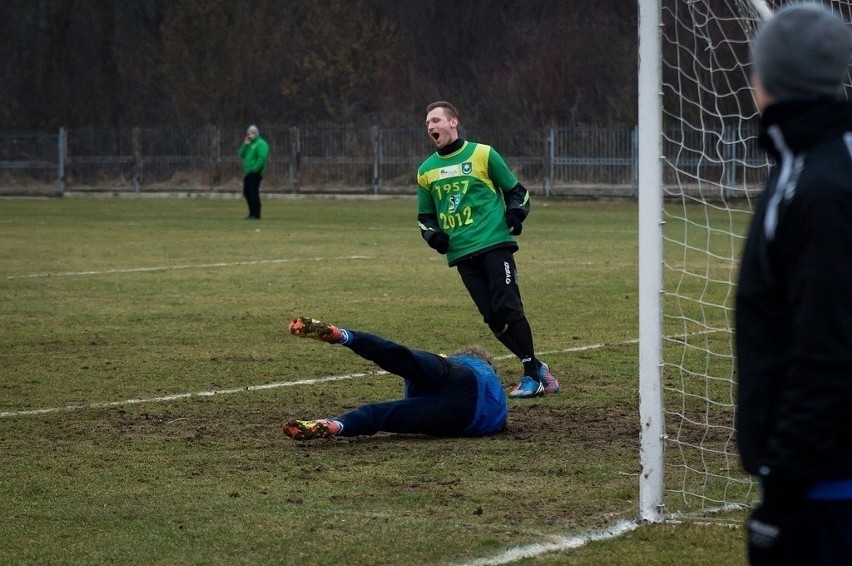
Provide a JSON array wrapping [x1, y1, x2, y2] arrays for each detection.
[[450, 355, 508, 436]]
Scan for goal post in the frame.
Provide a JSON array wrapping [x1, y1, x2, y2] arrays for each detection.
[[637, 0, 665, 524], [637, 0, 780, 522]]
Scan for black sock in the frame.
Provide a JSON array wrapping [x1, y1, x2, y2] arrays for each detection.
[[502, 319, 540, 378], [521, 357, 539, 378]]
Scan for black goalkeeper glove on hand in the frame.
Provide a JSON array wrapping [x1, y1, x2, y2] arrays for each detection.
[[428, 232, 450, 255], [746, 472, 810, 565], [506, 209, 524, 235]]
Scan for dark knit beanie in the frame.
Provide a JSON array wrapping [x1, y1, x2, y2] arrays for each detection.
[[752, 3, 851, 100]]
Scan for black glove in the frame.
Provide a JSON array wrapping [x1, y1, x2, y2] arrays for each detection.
[[746, 473, 809, 565], [506, 209, 524, 235], [428, 231, 450, 254]]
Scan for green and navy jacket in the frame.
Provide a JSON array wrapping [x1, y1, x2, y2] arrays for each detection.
[[417, 139, 530, 266], [238, 136, 269, 176]]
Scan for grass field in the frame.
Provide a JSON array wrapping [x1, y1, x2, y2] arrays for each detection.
[[0, 195, 748, 564]]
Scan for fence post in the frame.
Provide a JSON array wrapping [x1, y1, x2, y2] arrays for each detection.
[[209, 125, 221, 189], [131, 127, 142, 192], [544, 126, 554, 197], [723, 127, 736, 200], [57, 127, 67, 196], [631, 126, 639, 190], [289, 126, 300, 193], [371, 126, 380, 195]]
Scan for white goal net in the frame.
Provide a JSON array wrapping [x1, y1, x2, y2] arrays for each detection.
[[639, 0, 852, 521]]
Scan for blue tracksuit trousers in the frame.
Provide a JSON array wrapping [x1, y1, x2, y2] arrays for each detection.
[[335, 331, 478, 437]]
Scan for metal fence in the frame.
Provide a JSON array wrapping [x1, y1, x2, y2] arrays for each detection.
[[0, 124, 769, 197]]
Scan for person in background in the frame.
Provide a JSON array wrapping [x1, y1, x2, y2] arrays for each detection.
[[416, 101, 559, 399], [283, 316, 508, 440], [735, 4, 852, 564], [238, 125, 269, 220]]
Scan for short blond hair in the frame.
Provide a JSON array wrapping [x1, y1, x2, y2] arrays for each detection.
[[450, 345, 494, 369]]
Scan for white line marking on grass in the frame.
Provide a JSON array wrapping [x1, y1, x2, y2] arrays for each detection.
[[460, 508, 743, 565], [460, 519, 640, 565], [536, 338, 638, 358], [5, 255, 374, 279], [0, 338, 642, 419], [0, 371, 386, 418], [0, 333, 710, 420]]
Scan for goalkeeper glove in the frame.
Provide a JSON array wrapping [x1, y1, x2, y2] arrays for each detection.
[[746, 471, 809, 564], [506, 209, 524, 235], [428, 232, 450, 254]]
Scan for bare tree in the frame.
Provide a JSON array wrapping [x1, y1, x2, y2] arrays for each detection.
[[0, 0, 639, 129]]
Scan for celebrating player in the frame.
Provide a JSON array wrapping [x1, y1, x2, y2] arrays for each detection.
[[416, 101, 559, 399]]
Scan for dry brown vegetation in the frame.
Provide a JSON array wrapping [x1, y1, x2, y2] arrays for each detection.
[[0, 1, 638, 130]]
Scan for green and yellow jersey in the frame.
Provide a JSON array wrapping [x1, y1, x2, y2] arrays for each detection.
[[417, 140, 529, 265]]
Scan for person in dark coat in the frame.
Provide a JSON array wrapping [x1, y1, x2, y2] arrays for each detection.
[[736, 4, 852, 564]]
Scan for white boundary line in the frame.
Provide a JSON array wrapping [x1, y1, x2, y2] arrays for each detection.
[[460, 520, 640, 566], [5, 255, 373, 279], [0, 372, 377, 418], [0, 341, 633, 419], [459, 505, 745, 565]]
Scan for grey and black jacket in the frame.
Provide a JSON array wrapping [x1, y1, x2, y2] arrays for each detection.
[[736, 99, 852, 496]]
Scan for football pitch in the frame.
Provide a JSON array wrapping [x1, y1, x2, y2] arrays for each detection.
[[0, 196, 746, 564]]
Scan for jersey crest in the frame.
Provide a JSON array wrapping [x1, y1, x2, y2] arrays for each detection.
[[448, 193, 461, 213]]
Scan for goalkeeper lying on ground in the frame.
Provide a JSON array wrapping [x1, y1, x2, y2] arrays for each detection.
[[283, 317, 508, 440]]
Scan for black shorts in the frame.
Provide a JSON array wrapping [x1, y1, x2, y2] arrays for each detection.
[[455, 247, 525, 325]]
